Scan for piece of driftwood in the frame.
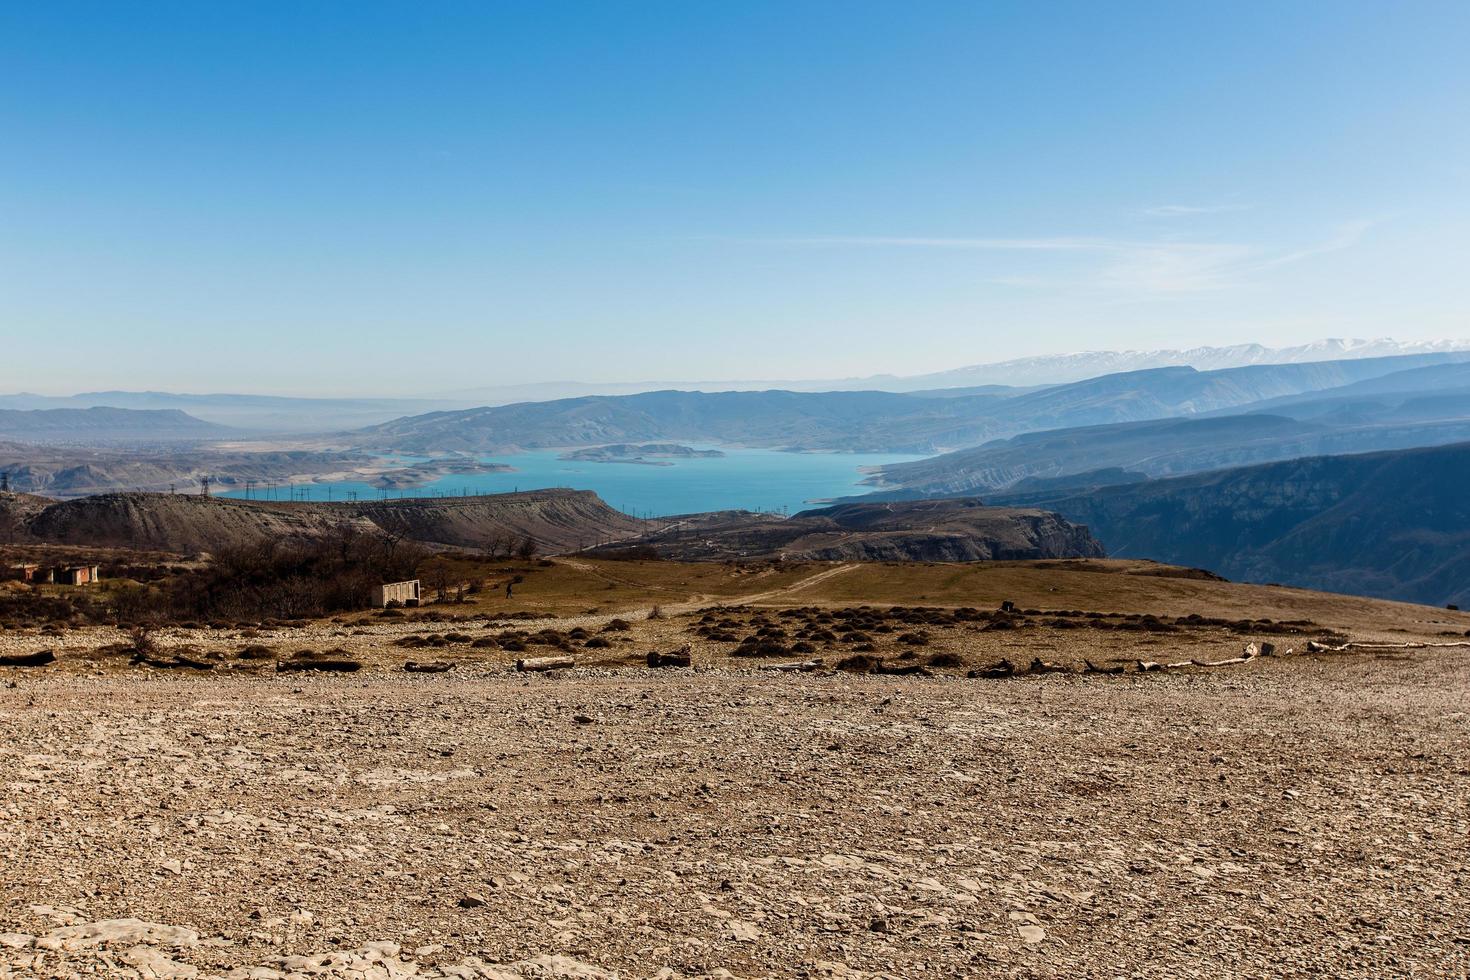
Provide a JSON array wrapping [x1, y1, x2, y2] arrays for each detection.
[[1193, 653, 1256, 668], [760, 659, 823, 672], [1134, 649, 1264, 673], [874, 662, 932, 676], [131, 653, 215, 671], [969, 659, 1017, 679], [0, 649, 56, 668], [404, 661, 453, 673], [1028, 657, 1069, 674], [1311, 639, 1470, 652], [516, 655, 574, 672], [1083, 659, 1125, 675], [647, 646, 692, 668], [276, 659, 362, 673]]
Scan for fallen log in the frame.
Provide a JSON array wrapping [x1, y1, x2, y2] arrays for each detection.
[[404, 661, 453, 673], [131, 653, 215, 671], [1028, 657, 1070, 674], [516, 656, 574, 672], [647, 646, 692, 669], [760, 659, 823, 672], [1134, 650, 1263, 673], [0, 649, 56, 668], [276, 659, 362, 673], [1312, 639, 1470, 652], [874, 662, 932, 676], [1082, 659, 1125, 675], [968, 659, 1017, 679], [1194, 653, 1256, 667]]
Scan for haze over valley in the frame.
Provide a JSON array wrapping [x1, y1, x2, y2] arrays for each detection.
[[6, 341, 1470, 605]]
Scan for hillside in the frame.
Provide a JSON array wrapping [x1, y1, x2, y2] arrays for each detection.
[[591, 497, 1105, 562], [0, 443, 390, 497], [1207, 360, 1470, 421], [2, 490, 1103, 565], [341, 492, 646, 552], [1, 489, 647, 555], [356, 352, 1470, 454], [990, 441, 1470, 607], [357, 389, 961, 453], [0, 407, 229, 443], [867, 410, 1470, 495], [12, 492, 369, 553]]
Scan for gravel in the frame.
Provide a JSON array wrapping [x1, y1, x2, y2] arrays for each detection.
[[3, 640, 1468, 978]]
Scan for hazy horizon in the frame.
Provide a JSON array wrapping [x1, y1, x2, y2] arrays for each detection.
[[4, 336, 1470, 401]]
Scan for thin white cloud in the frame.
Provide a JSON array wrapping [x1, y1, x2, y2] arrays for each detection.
[[1255, 219, 1372, 271], [778, 222, 1372, 295]]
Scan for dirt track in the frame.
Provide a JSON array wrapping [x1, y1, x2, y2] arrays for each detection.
[[3, 645, 1468, 979]]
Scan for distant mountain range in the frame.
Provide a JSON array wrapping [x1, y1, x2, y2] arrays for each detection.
[[358, 352, 1470, 455], [5, 339, 1467, 427], [0, 407, 229, 444], [866, 360, 1470, 495], [0, 391, 460, 432], [987, 441, 1470, 608], [880, 338, 1470, 390], [439, 338, 1470, 402]]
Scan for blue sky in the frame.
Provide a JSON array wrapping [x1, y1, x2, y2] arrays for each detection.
[[2, 1, 1468, 395]]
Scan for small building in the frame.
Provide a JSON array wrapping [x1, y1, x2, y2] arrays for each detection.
[[371, 579, 421, 607], [57, 565, 101, 586], [7, 563, 41, 582]]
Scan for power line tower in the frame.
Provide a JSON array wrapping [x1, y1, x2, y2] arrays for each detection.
[[200, 476, 211, 498], [1, 472, 9, 493]]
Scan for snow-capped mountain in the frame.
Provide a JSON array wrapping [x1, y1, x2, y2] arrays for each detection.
[[432, 338, 1470, 403], [882, 339, 1470, 390]]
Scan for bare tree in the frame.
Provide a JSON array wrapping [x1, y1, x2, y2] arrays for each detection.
[[428, 562, 452, 603], [0, 508, 20, 547]]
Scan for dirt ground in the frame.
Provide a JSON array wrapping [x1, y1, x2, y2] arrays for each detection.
[[2, 561, 1469, 978]]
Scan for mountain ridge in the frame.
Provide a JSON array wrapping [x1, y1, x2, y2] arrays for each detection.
[[0, 407, 230, 443], [986, 441, 1470, 607], [356, 352, 1470, 455]]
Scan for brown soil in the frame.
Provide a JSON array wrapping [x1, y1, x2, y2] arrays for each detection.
[[2, 558, 1468, 978]]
